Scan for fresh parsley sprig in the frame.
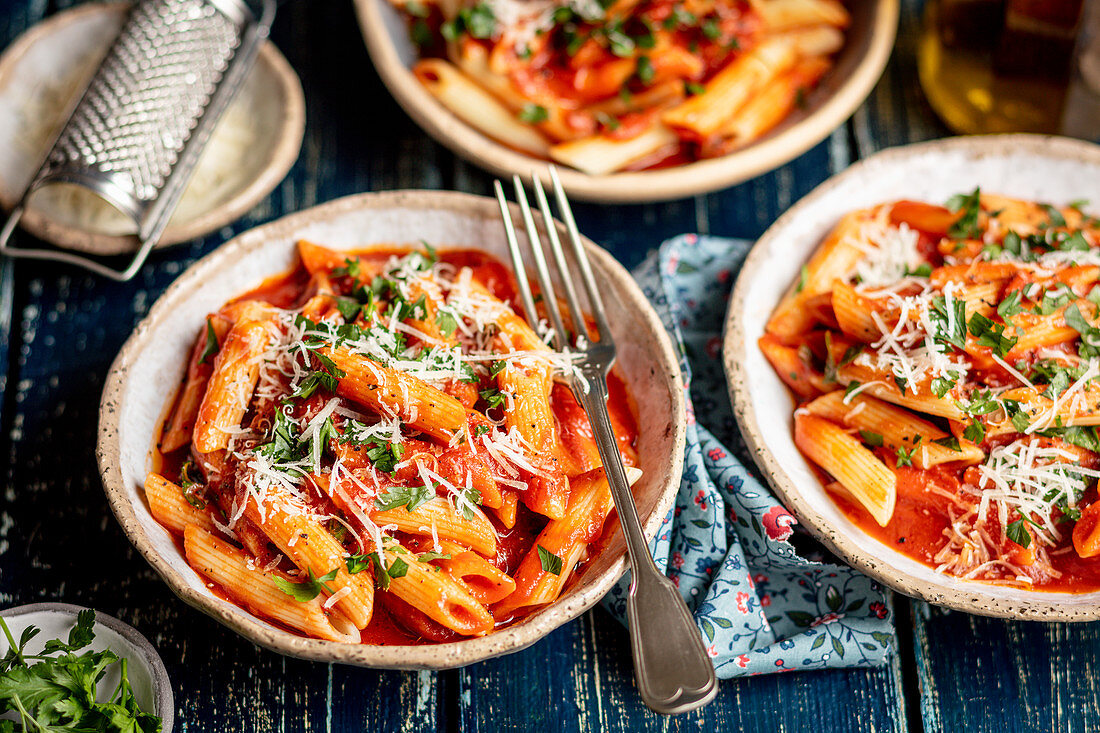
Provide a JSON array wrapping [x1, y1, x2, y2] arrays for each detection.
[[0, 610, 162, 732]]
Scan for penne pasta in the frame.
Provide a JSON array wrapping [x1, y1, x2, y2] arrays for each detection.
[[184, 526, 359, 643], [767, 193, 1100, 590], [149, 242, 641, 644]]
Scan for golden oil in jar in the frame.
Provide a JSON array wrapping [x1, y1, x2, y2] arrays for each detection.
[[918, 0, 1086, 134]]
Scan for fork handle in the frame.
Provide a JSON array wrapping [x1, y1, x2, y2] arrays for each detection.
[[576, 377, 718, 715]]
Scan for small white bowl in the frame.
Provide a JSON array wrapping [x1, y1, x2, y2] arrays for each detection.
[[724, 134, 1100, 621], [96, 190, 686, 668], [0, 603, 173, 731], [0, 2, 305, 255], [356, 0, 898, 203]]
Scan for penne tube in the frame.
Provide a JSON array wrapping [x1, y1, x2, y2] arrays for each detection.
[[710, 56, 832, 147], [758, 333, 828, 398], [438, 551, 517, 605], [494, 466, 641, 618], [749, 0, 851, 29], [767, 209, 873, 338], [370, 497, 498, 557], [1073, 502, 1100, 559], [184, 526, 359, 643], [549, 125, 680, 177], [836, 361, 967, 420], [413, 59, 551, 156], [777, 25, 846, 57], [192, 309, 276, 453], [795, 413, 896, 526], [144, 473, 216, 535], [324, 347, 467, 442], [804, 391, 984, 468], [661, 36, 797, 137], [242, 491, 375, 630], [160, 314, 231, 453], [384, 543, 495, 636]]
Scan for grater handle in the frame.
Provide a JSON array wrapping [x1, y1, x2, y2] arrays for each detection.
[[0, 206, 159, 282]]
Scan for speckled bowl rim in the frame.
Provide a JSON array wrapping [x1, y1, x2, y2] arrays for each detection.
[[355, 0, 899, 203], [0, 2, 306, 255], [2, 602, 174, 730], [724, 134, 1100, 621], [96, 189, 686, 668]]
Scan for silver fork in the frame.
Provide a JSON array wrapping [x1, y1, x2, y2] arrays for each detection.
[[493, 168, 718, 715]]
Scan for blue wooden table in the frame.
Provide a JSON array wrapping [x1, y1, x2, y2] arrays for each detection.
[[1, 0, 1098, 730]]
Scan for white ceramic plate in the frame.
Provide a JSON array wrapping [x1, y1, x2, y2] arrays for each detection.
[[0, 2, 305, 255], [97, 190, 686, 668], [724, 134, 1100, 620], [356, 0, 899, 203], [0, 603, 173, 730]]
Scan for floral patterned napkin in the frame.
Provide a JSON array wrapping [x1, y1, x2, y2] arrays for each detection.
[[602, 235, 895, 678]]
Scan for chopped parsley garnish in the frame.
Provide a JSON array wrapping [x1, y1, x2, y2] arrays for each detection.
[[635, 55, 655, 84], [274, 567, 338, 602], [967, 312, 1018, 357], [997, 290, 1024, 319], [518, 103, 549, 124], [537, 545, 563, 575], [1005, 517, 1031, 548], [480, 387, 506, 410], [963, 420, 986, 444], [934, 435, 962, 452], [417, 551, 452, 563], [375, 483, 435, 513], [200, 318, 219, 364], [1064, 303, 1100, 357], [436, 309, 459, 337], [946, 187, 982, 239], [858, 429, 883, 447], [930, 295, 967, 350], [331, 257, 361, 278], [474, 423, 492, 437], [441, 2, 495, 40], [844, 380, 863, 399], [335, 296, 361, 322], [456, 486, 483, 521], [1041, 203, 1067, 228], [930, 376, 956, 399]]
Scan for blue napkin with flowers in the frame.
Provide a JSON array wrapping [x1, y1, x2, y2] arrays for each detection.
[[602, 234, 895, 678]]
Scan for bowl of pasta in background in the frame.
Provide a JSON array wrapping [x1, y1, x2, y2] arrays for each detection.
[[724, 134, 1100, 620], [356, 0, 899, 203], [97, 190, 686, 667]]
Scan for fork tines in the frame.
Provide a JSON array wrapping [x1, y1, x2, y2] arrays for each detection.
[[493, 167, 610, 353]]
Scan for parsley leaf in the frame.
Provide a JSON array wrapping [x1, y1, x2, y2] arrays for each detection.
[[1005, 517, 1032, 548], [1041, 203, 1067, 228], [274, 568, 338, 602], [967, 312, 1018, 357], [997, 290, 1025, 319], [199, 318, 219, 365], [537, 545, 563, 575], [436, 309, 459, 338], [375, 483, 435, 513], [0, 611, 162, 731], [480, 387, 506, 410], [331, 257, 361, 278], [1064, 303, 1100, 357], [635, 55, 655, 84], [518, 103, 549, 124], [335, 296, 361, 322], [963, 420, 986, 444], [946, 187, 982, 239], [858, 430, 883, 447]]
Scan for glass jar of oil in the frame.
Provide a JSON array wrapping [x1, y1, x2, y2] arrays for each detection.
[[918, 0, 1088, 134]]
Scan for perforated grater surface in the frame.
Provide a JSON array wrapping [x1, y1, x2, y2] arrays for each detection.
[[0, 0, 276, 281]]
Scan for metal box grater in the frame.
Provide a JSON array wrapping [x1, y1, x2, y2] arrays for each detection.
[[0, 0, 275, 281]]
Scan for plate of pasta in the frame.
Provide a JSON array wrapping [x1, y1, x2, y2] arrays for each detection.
[[97, 190, 685, 666], [357, 0, 898, 202], [725, 135, 1100, 620]]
